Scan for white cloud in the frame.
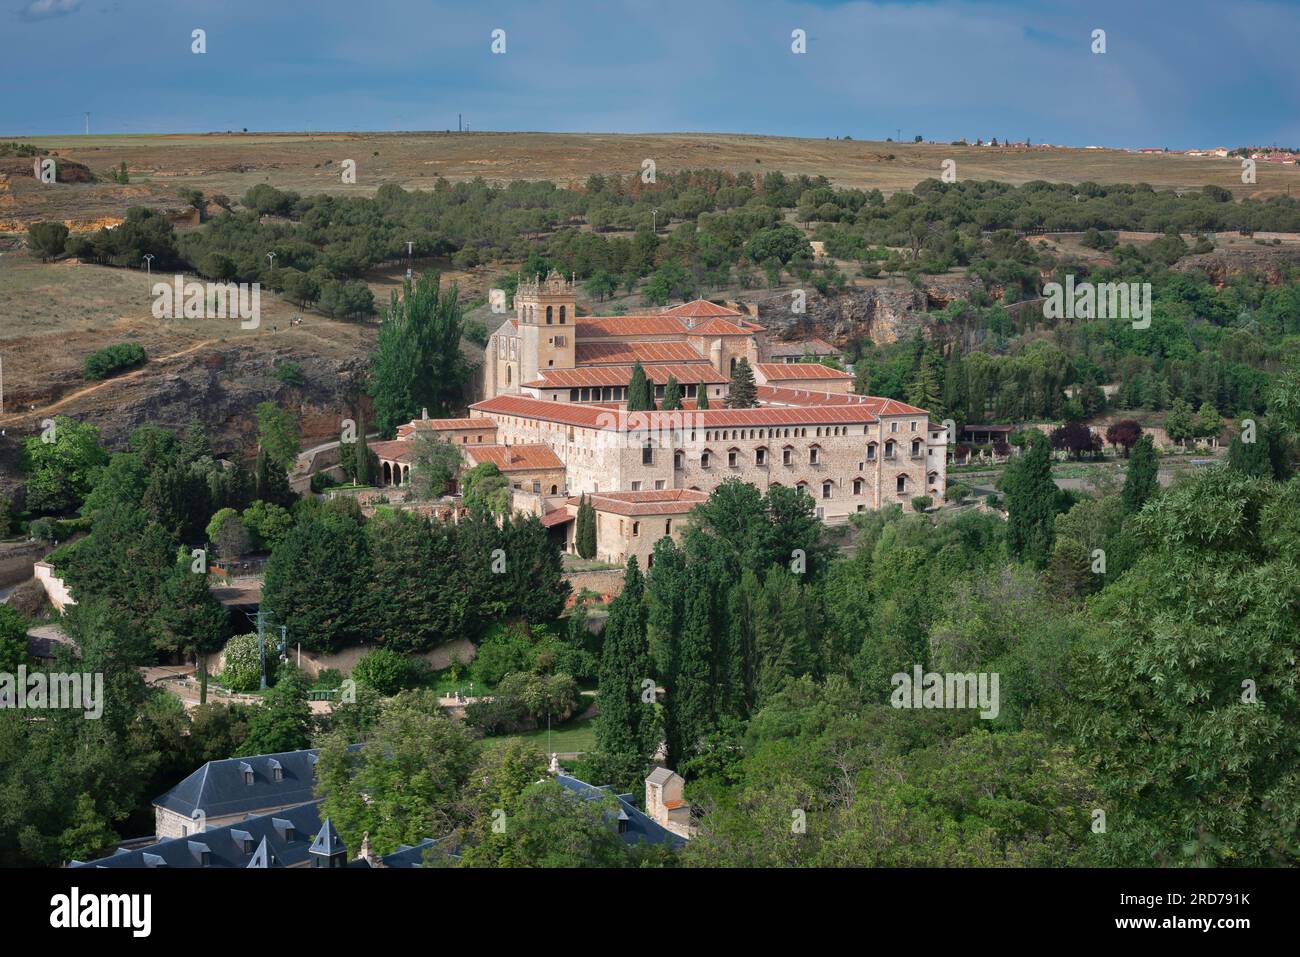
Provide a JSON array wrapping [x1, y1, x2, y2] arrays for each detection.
[[20, 0, 83, 21]]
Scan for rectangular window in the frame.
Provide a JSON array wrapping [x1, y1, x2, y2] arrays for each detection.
[[631, 481, 642, 491], [655, 480, 665, 490]]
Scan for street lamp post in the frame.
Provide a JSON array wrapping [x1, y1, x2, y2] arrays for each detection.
[[142, 253, 154, 274], [266, 252, 276, 270]]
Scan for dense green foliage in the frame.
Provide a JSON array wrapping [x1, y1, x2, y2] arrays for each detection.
[[83, 343, 146, 380]]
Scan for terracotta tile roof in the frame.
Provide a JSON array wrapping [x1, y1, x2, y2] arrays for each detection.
[[565, 488, 708, 516], [756, 385, 873, 407], [369, 439, 419, 463], [575, 315, 689, 338], [396, 417, 497, 437], [660, 299, 743, 318], [856, 396, 930, 417], [523, 363, 728, 389], [755, 362, 853, 381], [471, 393, 878, 428], [541, 507, 574, 527], [575, 341, 704, 365], [684, 318, 755, 336], [464, 444, 564, 472]]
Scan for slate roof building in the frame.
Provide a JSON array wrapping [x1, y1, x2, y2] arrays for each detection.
[[151, 748, 342, 840], [555, 775, 687, 848]]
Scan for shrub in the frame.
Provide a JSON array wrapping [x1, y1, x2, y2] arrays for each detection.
[[275, 361, 306, 387], [352, 647, 411, 696], [911, 495, 933, 512], [83, 343, 146, 380], [221, 633, 274, 692], [944, 483, 967, 504]]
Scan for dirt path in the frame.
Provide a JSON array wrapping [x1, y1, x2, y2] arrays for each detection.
[[0, 338, 215, 427]]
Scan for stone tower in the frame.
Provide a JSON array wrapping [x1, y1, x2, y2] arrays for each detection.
[[515, 270, 577, 387]]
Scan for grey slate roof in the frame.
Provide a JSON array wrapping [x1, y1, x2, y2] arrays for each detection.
[[555, 775, 686, 848], [72, 801, 329, 869], [646, 766, 677, 787], [153, 747, 355, 820]]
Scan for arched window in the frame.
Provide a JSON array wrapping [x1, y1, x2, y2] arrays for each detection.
[[808, 444, 821, 465], [701, 449, 713, 469], [727, 447, 739, 468], [550, 484, 558, 495], [853, 478, 864, 495], [896, 474, 908, 494], [559, 305, 566, 324], [730, 356, 737, 374], [821, 481, 833, 499], [506, 366, 512, 385], [866, 441, 878, 460], [546, 305, 553, 324], [755, 446, 768, 466]]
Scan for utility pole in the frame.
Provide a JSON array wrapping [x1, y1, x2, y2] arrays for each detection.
[[256, 610, 267, 690], [897, 127, 901, 142], [458, 113, 462, 132], [84, 112, 90, 136], [651, 208, 658, 234]]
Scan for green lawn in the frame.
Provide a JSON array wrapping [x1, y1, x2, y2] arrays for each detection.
[[484, 716, 597, 755]]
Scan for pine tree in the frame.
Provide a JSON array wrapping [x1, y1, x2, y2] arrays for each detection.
[[1122, 435, 1159, 514], [661, 375, 682, 411], [727, 358, 758, 408], [594, 559, 655, 787]]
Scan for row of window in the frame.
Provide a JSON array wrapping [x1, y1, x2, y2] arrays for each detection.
[[666, 439, 925, 469], [520, 304, 568, 324]]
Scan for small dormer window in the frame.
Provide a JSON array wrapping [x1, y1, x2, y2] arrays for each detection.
[[239, 761, 254, 786], [268, 759, 283, 782]]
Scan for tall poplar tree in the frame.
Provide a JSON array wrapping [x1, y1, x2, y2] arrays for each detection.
[[1000, 431, 1057, 568]]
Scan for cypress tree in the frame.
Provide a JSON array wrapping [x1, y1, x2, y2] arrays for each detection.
[[667, 572, 716, 769], [696, 382, 710, 409], [355, 415, 373, 486], [726, 358, 758, 408], [576, 494, 597, 559], [594, 558, 655, 786], [661, 375, 682, 411], [1122, 434, 1159, 513], [1001, 431, 1057, 568], [627, 361, 654, 411]]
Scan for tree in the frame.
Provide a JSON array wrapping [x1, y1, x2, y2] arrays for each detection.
[[27, 221, 69, 260], [21, 417, 108, 515], [206, 507, 250, 560], [462, 462, 510, 514], [727, 358, 757, 408], [462, 779, 633, 868], [255, 401, 300, 470], [576, 494, 597, 559], [315, 690, 480, 855], [1105, 419, 1142, 457], [408, 432, 462, 499], [369, 273, 470, 437], [241, 500, 293, 551], [240, 670, 313, 755], [594, 559, 656, 790], [1122, 435, 1159, 515], [1194, 402, 1222, 445], [661, 375, 683, 411], [906, 350, 942, 414], [220, 633, 273, 692], [253, 447, 294, 507], [626, 362, 654, 411], [262, 506, 370, 653], [999, 431, 1057, 568], [696, 384, 710, 409], [1164, 398, 1195, 447], [157, 549, 230, 704], [1049, 421, 1100, 460], [0, 605, 28, 675], [1071, 470, 1300, 866]]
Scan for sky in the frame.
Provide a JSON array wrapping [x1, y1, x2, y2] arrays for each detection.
[[4, 0, 1300, 149]]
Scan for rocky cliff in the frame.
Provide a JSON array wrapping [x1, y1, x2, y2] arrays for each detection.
[[748, 274, 982, 348]]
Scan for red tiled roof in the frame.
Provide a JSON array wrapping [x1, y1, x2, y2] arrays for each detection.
[[756, 385, 872, 407], [856, 396, 930, 417], [575, 315, 689, 338], [684, 318, 755, 336], [755, 362, 853, 381], [472, 393, 878, 428], [575, 341, 703, 365], [523, 363, 727, 389], [465, 444, 564, 472], [565, 488, 708, 516], [541, 508, 574, 527], [369, 439, 419, 463], [661, 299, 743, 318], [396, 418, 497, 437]]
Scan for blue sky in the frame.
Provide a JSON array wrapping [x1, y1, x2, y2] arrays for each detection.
[[5, 0, 1299, 149]]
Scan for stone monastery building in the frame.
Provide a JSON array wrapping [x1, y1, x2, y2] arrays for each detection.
[[374, 272, 947, 567]]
